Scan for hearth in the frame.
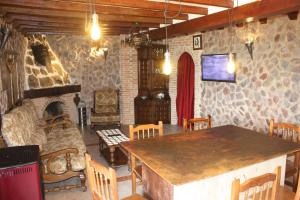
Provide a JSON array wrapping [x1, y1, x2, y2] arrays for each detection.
[[23, 85, 81, 124], [43, 101, 64, 120]]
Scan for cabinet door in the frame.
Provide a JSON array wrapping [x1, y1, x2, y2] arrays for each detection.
[[155, 101, 171, 124], [134, 100, 155, 124]]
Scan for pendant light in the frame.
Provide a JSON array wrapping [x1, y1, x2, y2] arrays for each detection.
[[162, 0, 172, 75], [90, 13, 101, 41], [226, 1, 236, 74], [227, 53, 235, 74], [86, 0, 101, 41]]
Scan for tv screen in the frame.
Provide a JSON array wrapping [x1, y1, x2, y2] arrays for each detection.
[[201, 54, 236, 83]]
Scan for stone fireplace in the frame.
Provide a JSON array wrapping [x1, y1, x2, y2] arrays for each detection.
[[24, 85, 81, 123]]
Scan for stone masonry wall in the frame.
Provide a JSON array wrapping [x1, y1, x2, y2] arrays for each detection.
[[47, 35, 121, 110], [168, 14, 300, 133], [24, 35, 70, 89]]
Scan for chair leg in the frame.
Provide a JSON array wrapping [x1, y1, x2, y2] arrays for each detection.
[[131, 154, 136, 194], [80, 172, 87, 192]]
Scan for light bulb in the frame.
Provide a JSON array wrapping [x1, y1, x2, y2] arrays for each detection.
[[227, 53, 235, 74], [163, 50, 172, 75], [90, 13, 101, 41]]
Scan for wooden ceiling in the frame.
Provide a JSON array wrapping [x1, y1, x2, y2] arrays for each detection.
[[1, 0, 299, 39], [0, 0, 232, 35]]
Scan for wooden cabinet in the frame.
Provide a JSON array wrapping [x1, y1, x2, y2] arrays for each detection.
[[134, 45, 171, 124]]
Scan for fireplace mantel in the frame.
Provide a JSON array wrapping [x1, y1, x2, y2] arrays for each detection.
[[24, 85, 81, 99]]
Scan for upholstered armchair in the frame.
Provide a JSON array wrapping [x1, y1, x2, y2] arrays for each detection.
[[90, 89, 120, 127]]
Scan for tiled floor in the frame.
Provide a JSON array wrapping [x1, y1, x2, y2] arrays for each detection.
[[45, 125, 143, 200]]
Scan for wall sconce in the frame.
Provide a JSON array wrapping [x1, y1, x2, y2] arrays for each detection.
[[90, 46, 108, 60], [245, 35, 254, 60]]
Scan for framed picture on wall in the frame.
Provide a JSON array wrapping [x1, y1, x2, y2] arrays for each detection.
[[193, 34, 203, 50]]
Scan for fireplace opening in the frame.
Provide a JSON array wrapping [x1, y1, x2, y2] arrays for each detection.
[[43, 101, 64, 120]]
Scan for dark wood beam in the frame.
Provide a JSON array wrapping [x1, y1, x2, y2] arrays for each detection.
[[18, 25, 138, 32], [3, 6, 172, 24], [7, 14, 160, 28], [149, 0, 300, 40], [0, 0, 188, 20], [22, 28, 126, 35], [24, 85, 81, 99], [13, 19, 160, 29], [172, 0, 233, 8], [46, 0, 208, 15]]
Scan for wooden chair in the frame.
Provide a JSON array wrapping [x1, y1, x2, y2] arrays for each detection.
[[278, 171, 300, 200], [85, 153, 145, 200], [269, 119, 300, 192], [129, 121, 163, 194], [183, 115, 212, 132], [231, 166, 281, 200]]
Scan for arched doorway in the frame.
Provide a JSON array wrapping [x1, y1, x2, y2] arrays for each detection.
[[176, 52, 195, 126]]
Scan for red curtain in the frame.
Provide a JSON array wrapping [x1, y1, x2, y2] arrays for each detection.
[[176, 52, 195, 126]]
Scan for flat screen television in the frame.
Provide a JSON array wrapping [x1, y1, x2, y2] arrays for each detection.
[[201, 53, 236, 83]]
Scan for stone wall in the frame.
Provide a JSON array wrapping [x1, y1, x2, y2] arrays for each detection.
[[24, 35, 70, 89], [167, 14, 300, 133], [46, 35, 121, 109], [0, 19, 27, 111]]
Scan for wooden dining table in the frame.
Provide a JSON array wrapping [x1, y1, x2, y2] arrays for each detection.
[[121, 125, 300, 200]]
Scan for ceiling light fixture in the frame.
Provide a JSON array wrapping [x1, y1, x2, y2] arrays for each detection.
[[122, 22, 151, 48], [163, 2, 171, 75], [85, 0, 101, 41], [226, 0, 237, 74], [162, 0, 182, 75]]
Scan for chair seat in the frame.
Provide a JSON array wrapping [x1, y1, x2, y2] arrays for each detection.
[[133, 165, 142, 180], [90, 112, 120, 123], [278, 186, 295, 200], [122, 194, 146, 200]]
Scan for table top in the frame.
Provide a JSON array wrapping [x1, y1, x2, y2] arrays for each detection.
[[97, 129, 129, 146], [121, 125, 300, 186]]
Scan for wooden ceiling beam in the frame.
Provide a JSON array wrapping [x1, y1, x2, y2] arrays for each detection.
[[0, 0, 188, 20], [13, 19, 160, 29], [23, 30, 124, 35], [18, 25, 145, 32], [46, 0, 208, 15], [7, 14, 161, 28], [149, 0, 300, 40], [3, 6, 172, 24], [21, 27, 128, 34], [172, 0, 233, 8]]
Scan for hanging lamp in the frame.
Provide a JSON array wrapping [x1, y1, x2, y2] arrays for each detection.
[[162, 0, 172, 75], [226, 1, 236, 74], [85, 0, 101, 41]]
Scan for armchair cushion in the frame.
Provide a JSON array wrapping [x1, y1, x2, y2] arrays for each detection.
[[90, 112, 120, 124], [94, 89, 118, 113], [41, 127, 86, 173], [2, 103, 47, 150]]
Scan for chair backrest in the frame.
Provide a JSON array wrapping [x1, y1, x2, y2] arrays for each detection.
[[94, 89, 119, 114], [129, 121, 163, 141], [183, 115, 212, 132], [85, 153, 119, 200], [231, 166, 281, 200], [269, 119, 300, 143]]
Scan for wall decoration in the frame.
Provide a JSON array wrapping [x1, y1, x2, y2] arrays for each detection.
[[193, 34, 203, 50], [0, 26, 11, 51]]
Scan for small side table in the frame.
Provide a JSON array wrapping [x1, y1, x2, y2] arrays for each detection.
[[97, 129, 129, 167]]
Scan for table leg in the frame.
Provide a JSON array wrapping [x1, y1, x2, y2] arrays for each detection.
[[110, 146, 116, 167]]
